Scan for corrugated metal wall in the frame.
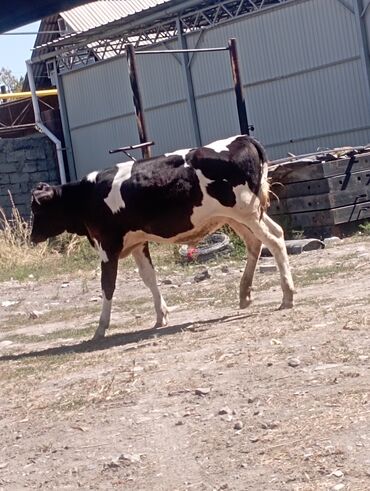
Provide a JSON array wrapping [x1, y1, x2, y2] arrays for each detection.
[[60, 0, 370, 178]]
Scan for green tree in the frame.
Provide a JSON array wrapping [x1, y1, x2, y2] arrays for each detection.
[[0, 67, 24, 93]]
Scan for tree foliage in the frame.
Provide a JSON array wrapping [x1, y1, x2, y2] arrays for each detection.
[[0, 67, 24, 93]]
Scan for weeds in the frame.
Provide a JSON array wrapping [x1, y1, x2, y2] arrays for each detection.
[[359, 221, 370, 236], [0, 200, 97, 282]]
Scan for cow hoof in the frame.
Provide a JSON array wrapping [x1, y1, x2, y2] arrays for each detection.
[[153, 319, 168, 329], [278, 301, 294, 310], [92, 330, 105, 340], [239, 298, 252, 309]]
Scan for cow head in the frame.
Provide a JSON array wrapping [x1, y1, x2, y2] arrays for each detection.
[[30, 182, 67, 243]]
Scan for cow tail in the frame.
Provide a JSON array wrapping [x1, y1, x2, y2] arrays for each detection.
[[259, 161, 270, 217], [251, 138, 270, 218]]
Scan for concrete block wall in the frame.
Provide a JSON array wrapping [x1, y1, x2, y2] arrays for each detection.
[[0, 134, 59, 219]]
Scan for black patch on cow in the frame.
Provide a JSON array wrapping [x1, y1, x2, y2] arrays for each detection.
[[187, 136, 265, 206], [206, 180, 236, 207], [118, 155, 204, 238]]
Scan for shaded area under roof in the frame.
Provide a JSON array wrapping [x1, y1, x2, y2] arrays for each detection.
[[0, 0, 90, 33]]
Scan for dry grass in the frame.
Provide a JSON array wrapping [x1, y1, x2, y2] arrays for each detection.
[[0, 199, 98, 281]]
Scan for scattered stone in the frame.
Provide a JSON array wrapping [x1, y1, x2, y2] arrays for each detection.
[[0, 462, 8, 469], [234, 421, 243, 430], [28, 310, 42, 319], [118, 453, 142, 464], [267, 361, 273, 367], [175, 420, 184, 426], [332, 470, 343, 478], [359, 355, 369, 362], [0, 340, 13, 348], [324, 237, 341, 245], [250, 436, 259, 443], [261, 421, 279, 430], [61, 282, 70, 288], [287, 357, 300, 368], [331, 484, 345, 491], [193, 269, 210, 283], [162, 279, 173, 285], [271, 338, 282, 345], [218, 407, 232, 415], [259, 263, 277, 274], [195, 387, 211, 396], [221, 265, 229, 273], [1, 300, 18, 308], [247, 397, 256, 404]]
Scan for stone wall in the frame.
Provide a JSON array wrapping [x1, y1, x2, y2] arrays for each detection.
[[0, 134, 59, 219]]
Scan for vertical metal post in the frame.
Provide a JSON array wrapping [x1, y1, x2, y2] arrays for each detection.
[[228, 38, 250, 135], [1, 85, 6, 103], [126, 43, 151, 159], [354, 0, 370, 114], [176, 18, 202, 147], [54, 60, 77, 181]]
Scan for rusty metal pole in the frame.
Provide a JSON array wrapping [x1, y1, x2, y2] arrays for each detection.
[[228, 38, 250, 136], [126, 43, 151, 159]]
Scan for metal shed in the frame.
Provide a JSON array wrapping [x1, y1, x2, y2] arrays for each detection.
[[31, 0, 370, 180]]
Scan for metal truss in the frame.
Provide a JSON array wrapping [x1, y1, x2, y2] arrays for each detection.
[[50, 0, 290, 71]]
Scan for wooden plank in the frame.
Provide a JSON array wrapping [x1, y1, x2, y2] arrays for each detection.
[[272, 201, 370, 228], [269, 153, 370, 183], [270, 169, 370, 199], [269, 186, 370, 214]]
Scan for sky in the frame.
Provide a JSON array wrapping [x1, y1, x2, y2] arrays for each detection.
[[0, 21, 41, 79]]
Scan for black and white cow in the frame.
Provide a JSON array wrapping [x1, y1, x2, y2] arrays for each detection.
[[31, 135, 295, 340]]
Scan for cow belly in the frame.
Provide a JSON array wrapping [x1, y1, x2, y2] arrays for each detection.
[[121, 217, 226, 255]]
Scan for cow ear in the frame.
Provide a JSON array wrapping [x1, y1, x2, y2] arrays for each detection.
[[32, 183, 55, 205]]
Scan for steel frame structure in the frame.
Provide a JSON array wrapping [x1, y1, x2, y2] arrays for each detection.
[[33, 0, 290, 70]]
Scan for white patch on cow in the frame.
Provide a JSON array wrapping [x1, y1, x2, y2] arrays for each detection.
[[94, 292, 112, 338], [86, 171, 98, 183], [93, 239, 109, 263], [104, 160, 134, 213], [205, 135, 242, 153], [165, 148, 192, 167]]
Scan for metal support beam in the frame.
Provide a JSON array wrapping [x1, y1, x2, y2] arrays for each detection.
[[126, 43, 152, 159], [354, 0, 370, 114], [335, 0, 354, 13], [26, 60, 67, 184], [176, 18, 202, 147], [55, 61, 77, 181], [228, 38, 250, 135]]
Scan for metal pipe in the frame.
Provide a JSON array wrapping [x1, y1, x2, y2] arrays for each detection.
[[176, 17, 202, 147], [126, 44, 151, 159], [0, 89, 58, 100], [31, 0, 222, 62], [26, 60, 66, 184], [228, 38, 250, 135], [136, 47, 229, 54]]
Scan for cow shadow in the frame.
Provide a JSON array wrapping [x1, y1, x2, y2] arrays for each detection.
[[0, 312, 252, 362]]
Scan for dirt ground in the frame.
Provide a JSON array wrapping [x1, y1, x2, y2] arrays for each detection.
[[0, 237, 369, 490]]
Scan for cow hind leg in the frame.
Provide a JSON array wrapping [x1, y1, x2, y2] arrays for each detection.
[[93, 255, 119, 340], [132, 243, 169, 328], [228, 220, 262, 309], [245, 214, 295, 309]]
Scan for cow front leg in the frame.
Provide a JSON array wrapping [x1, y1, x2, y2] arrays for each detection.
[[93, 256, 118, 340], [132, 243, 169, 328], [229, 220, 262, 309]]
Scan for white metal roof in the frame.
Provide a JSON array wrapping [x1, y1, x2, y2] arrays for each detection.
[[60, 0, 172, 33]]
